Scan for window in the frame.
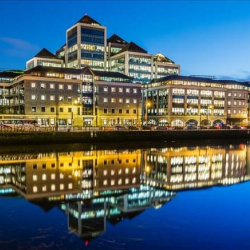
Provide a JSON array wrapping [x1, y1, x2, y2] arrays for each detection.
[[68, 96, 72, 102], [111, 109, 115, 114], [68, 183, 73, 189], [119, 109, 122, 114], [119, 98, 123, 103], [103, 170, 107, 175], [126, 110, 129, 114], [60, 184, 64, 190], [60, 173, 64, 179], [133, 99, 137, 104], [50, 95, 55, 101], [233, 110, 237, 114], [234, 93, 237, 97], [33, 175, 37, 181], [111, 98, 116, 103], [31, 107, 36, 112], [42, 186, 47, 192], [228, 110, 231, 114], [103, 87, 108, 92], [41, 107, 45, 112], [59, 96, 64, 101], [33, 186, 38, 193], [133, 88, 137, 94], [31, 82, 36, 88], [50, 83, 55, 89], [33, 164, 37, 169], [234, 101, 237, 106], [42, 164, 46, 169], [104, 108, 108, 114], [51, 184, 55, 191], [228, 101, 231, 106], [228, 93, 232, 97], [59, 84, 64, 90], [31, 95, 36, 100], [103, 180, 108, 185], [68, 108, 72, 113], [119, 87, 123, 93], [51, 163, 55, 168], [41, 83, 46, 89], [51, 174, 55, 180], [59, 108, 64, 112], [50, 107, 55, 112], [133, 109, 137, 114], [111, 87, 116, 92], [126, 99, 130, 104], [126, 88, 130, 93], [67, 85, 72, 90], [42, 174, 46, 181], [41, 95, 46, 101], [103, 98, 108, 103]]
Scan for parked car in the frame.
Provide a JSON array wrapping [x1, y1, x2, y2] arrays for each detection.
[[154, 126, 168, 131], [128, 126, 139, 130]]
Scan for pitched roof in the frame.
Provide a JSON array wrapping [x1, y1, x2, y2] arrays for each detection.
[[76, 14, 101, 26], [117, 42, 147, 55], [34, 48, 59, 60], [154, 52, 175, 64], [107, 34, 128, 44]]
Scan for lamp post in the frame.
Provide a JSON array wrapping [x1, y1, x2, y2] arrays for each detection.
[[207, 105, 213, 126], [71, 100, 78, 129]]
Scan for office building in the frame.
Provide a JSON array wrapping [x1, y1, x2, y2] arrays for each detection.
[[143, 75, 250, 126], [65, 14, 107, 70]]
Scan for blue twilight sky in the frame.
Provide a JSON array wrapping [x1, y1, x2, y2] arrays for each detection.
[[1, 0, 250, 80]]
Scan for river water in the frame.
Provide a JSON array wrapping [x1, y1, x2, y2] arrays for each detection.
[[0, 141, 250, 249]]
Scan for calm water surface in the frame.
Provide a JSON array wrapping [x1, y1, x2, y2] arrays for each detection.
[[0, 142, 250, 249]]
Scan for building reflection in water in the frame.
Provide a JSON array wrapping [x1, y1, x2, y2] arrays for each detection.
[[0, 144, 249, 243]]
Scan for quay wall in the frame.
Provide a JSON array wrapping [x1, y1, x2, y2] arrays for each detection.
[[0, 129, 250, 145]]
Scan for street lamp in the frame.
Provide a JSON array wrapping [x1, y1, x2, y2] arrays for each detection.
[[207, 105, 213, 126], [71, 100, 78, 129], [146, 101, 151, 125]]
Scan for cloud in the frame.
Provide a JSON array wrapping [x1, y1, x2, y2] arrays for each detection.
[[0, 37, 40, 57]]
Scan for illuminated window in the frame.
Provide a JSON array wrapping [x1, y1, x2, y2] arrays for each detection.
[[118, 179, 122, 185], [60, 184, 64, 190], [68, 183, 73, 189], [132, 177, 136, 183], [33, 186, 38, 193], [42, 174, 46, 181], [133, 88, 137, 94], [59, 96, 64, 102], [60, 173, 64, 179], [132, 167, 136, 173], [41, 95, 46, 101], [228, 93, 232, 97], [50, 83, 55, 89], [33, 175, 38, 181], [133, 99, 137, 104], [103, 180, 107, 185], [111, 98, 116, 103], [51, 174, 55, 180], [31, 82, 36, 88], [59, 84, 64, 90], [103, 170, 107, 175], [31, 106, 36, 112], [42, 186, 47, 192], [126, 99, 130, 104], [31, 95, 36, 100], [126, 88, 130, 93], [103, 98, 108, 103], [111, 180, 115, 186], [111, 87, 116, 92], [50, 95, 55, 101], [103, 87, 108, 92], [119, 87, 123, 93], [118, 169, 122, 175], [125, 168, 129, 174], [67, 85, 72, 90], [125, 178, 129, 184], [41, 83, 46, 89], [119, 98, 123, 103], [111, 170, 115, 175]]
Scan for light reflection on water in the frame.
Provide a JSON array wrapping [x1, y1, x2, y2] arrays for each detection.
[[0, 142, 249, 249]]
